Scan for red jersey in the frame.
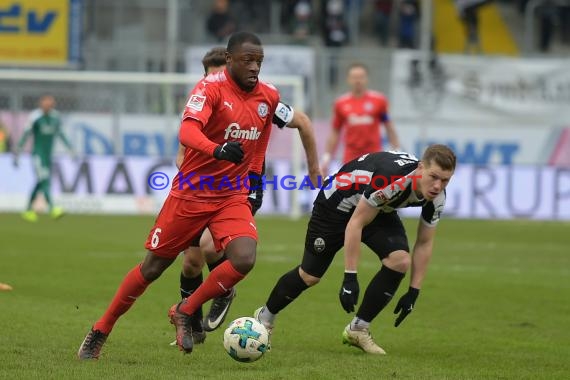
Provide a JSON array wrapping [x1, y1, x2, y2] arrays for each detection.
[[332, 90, 389, 163], [172, 69, 280, 200]]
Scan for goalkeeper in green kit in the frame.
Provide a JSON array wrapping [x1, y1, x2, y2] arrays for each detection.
[[13, 95, 76, 222]]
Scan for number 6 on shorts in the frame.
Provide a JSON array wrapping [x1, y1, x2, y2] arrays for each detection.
[[151, 228, 162, 248]]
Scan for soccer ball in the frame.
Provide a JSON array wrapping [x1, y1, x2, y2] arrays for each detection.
[[223, 317, 269, 363]]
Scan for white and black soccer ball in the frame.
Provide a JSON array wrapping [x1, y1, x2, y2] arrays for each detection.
[[223, 317, 269, 363]]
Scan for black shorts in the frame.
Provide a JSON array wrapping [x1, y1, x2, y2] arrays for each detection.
[[301, 205, 409, 278]]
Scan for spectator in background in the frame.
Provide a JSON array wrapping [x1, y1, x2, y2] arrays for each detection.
[[375, 0, 393, 46], [206, 0, 236, 42], [539, 1, 557, 52], [323, 0, 349, 47], [236, 0, 271, 33], [456, 0, 485, 54], [292, 0, 313, 42], [398, 0, 419, 49], [322, 0, 349, 86]]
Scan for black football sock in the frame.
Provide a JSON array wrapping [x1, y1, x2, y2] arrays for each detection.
[[207, 254, 227, 272], [180, 271, 203, 320], [265, 266, 309, 314], [356, 265, 405, 322]]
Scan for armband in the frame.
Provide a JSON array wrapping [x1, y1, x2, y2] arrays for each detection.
[[272, 102, 294, 128]]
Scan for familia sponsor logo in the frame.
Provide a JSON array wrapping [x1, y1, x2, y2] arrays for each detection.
[[224, 123, 261, 140]]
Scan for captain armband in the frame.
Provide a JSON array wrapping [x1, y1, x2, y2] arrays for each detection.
[[272, 102, 295, 129]]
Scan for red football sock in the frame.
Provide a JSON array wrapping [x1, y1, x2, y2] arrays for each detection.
[[93, 264, 151, 334], [178, 260, 244, 316]]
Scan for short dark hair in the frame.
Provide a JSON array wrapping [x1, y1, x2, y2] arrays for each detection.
[[422, 144, 457, 171], [226, 31, 262, 53], [347, 62, 369, 74], [202, 47, 227, 74]]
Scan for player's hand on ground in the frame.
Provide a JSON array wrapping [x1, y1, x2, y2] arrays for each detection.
[[213, 141, 244, 164], [339, 272, 359, 313], [393, 287, 420, 327]]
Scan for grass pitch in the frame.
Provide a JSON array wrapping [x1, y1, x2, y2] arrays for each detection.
[[1, 213, 569, 379]]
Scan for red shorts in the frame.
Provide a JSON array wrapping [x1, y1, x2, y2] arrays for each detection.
[[144, 194, 257, 259]]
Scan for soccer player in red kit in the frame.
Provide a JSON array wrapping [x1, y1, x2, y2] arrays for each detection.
[[321, 63, 401, 176], [78, 31, 280, 359]]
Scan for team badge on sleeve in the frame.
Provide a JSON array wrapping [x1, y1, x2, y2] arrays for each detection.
[[257, 102, 268, 118], [367, 187, 394, 207], [186, 94, 206, 112], [372, 189, 388, 204]]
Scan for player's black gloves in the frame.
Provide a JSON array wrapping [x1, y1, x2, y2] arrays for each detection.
[[213, 141, 244, 164], [247, 171, 264, 215], [339, 272, 359, 313], [393, 287, 420, 327]]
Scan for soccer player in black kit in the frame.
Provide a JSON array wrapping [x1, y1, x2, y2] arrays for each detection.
[[254, 144, 456, 354]]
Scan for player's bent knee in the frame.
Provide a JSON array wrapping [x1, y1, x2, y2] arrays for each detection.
[[299, 267, 320, 287], [383, 250, 411, 273], [141, 252, 174, 281], [226, 237, 257, 274], [182, 260, 203, 278], [226, 249, 256, 274], [200, 242, 217, 259]]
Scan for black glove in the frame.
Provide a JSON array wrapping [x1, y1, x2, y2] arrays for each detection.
[[393, 287, 420, 327], [213, 141, 244, 164], [339, 272, 359, 313], [247, 171, 264, 215]]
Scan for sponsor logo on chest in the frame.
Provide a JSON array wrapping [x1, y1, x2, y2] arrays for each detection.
[[224, 122, 261, 140], [40, 123, 56, 134], [347, 114, 374, 126]]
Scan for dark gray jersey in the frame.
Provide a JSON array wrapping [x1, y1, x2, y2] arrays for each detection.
[[315, 151, 445, 226]]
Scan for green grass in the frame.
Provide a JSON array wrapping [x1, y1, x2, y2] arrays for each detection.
[[1, 213, 569, 379]]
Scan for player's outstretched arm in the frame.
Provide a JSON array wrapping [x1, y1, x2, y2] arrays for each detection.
[[338, 198, 380, 313], [321, 128, 340, 176], [13, 128, 32, 167], [286, 110, 321, 186], [384, 120, 401, 151], [58, 128, 76, 158], [393, 221, 436, 327], [409, 220, 436, 289], [344, 197, 380, 272]]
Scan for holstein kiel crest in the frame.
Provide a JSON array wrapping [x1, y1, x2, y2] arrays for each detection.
[[257, 102, 269, 118]]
